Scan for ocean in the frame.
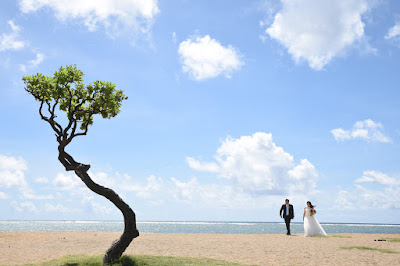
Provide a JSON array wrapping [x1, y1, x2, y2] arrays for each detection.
[[0, 221, 399, 234]]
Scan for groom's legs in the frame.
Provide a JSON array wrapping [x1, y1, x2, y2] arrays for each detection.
[[284, 217, 291, 235]]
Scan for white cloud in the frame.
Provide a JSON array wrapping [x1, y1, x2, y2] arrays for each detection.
[[337, 185, 400, 209], [170, 177, 262, 209], [45, 203, 70, 213], [29, 52, 44, 66], [265, 0, 369, 70], [0, 191, 9, 199], [169, 176, 307, 211], [178, 35, 243, 80], [19, 52, 45, 72], [0, 20, 25, 52], [19, 0, 159, 38], [52, 172, 82, 190], [330, 128, 350, 141], [385, 22, 400, 40], [186, 157, 219, 172], [336, 171, 400, 209], [89, 170, 116, 189], [20, 187, 53, 200], [0, 21, 44, 71], [187, 132, 319, 196], [331, 119, 391, 143], [287, 159, 318, 192], [82, 195, 113, 215], [171, 177, 198, 202], [0, 154, 54, 200], [335, 190, 358, 210], [53, 170, 122, 191], [11, 201, 37, 212], [355, 170, 399, 186], [122, 175, 162, 199], [0, 154, 28, 188]]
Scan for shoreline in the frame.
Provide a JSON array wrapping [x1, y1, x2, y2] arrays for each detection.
[[1, 232, 399, 265], [2, 221, 400, 235], [2, 219, 400, 224]]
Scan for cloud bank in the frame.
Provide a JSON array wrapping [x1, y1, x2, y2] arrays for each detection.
[[187, 132, 319, 196], [265, 0, 369, 70], [337, 170, 400, 210], [19, 0, 159, 38]]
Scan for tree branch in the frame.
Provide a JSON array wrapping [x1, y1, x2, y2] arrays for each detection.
[[58, 147, 81, 171], [65, 119, 77, 147], [38, 101, 48, 121], [72, 113, 93, 139], [61, 86, 75, 142], [51, 97, 60, 118], [47, 99, 63, 134], [38, 101, 62, 136], [64, 97, 86, 136]]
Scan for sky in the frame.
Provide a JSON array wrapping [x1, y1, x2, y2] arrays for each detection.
[[0, 0, 400, 224]]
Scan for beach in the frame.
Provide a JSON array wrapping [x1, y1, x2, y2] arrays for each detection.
[[0, 232, 399, 265]]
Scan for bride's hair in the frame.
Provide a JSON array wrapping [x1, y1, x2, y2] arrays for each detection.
[[307, 201, 315, 209]]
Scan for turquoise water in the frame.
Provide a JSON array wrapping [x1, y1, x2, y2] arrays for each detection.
[[0, 221, 399, 234]]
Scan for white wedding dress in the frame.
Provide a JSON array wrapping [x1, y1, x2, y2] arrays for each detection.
[[303, 207, 327, 237]]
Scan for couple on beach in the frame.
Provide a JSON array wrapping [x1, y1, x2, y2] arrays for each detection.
[[280, 199, 327, 237]]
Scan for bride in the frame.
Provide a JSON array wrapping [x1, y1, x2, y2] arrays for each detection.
[[303, 201, 327, 237]]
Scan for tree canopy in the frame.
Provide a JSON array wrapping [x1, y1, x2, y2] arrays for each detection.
[[23, 64, 128, 147]]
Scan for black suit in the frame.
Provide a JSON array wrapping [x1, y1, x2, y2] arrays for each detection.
[[280, 204, 294, 235]]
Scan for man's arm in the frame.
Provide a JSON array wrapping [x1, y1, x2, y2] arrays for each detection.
[[279, 205, 283, 218]]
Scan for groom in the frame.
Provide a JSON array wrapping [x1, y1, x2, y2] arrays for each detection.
[[280, 199, 294, 235]]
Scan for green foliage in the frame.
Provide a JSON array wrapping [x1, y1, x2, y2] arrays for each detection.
[[340, 246, 399, 254], [28, 254, 244, 266], [23, 65, 128, 132], [309, 234, 351, 238], [328, 235, 352, 238], [126, 255, 245, 266], [386, 238, 400, 243]]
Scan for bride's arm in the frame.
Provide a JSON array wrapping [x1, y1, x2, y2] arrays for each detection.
[[303, 209, 305, 221]]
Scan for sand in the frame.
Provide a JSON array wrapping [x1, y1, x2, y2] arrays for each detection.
[[0, 232, 399, 265]]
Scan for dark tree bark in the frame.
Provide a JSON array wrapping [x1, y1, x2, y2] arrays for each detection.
[[58, 148, 139, 264]]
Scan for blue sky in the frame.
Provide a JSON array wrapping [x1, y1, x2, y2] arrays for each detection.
[[1, 0, 400, 224]]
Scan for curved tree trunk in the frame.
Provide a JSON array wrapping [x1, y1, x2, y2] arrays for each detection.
[[58, 148, 139, 264]]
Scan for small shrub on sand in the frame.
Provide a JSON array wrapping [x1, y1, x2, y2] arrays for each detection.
[[386, 238, 400, 243], [340, 246, 399, 254], [329, 235, 351, 238]]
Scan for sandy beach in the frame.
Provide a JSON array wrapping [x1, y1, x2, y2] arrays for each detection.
[[0, 232, 399, 265]]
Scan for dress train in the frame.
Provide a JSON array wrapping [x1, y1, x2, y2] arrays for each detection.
[[304, 207, 326, 237]]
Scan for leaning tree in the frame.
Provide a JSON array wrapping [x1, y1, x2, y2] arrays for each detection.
[[23, 65, 139, 264]]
